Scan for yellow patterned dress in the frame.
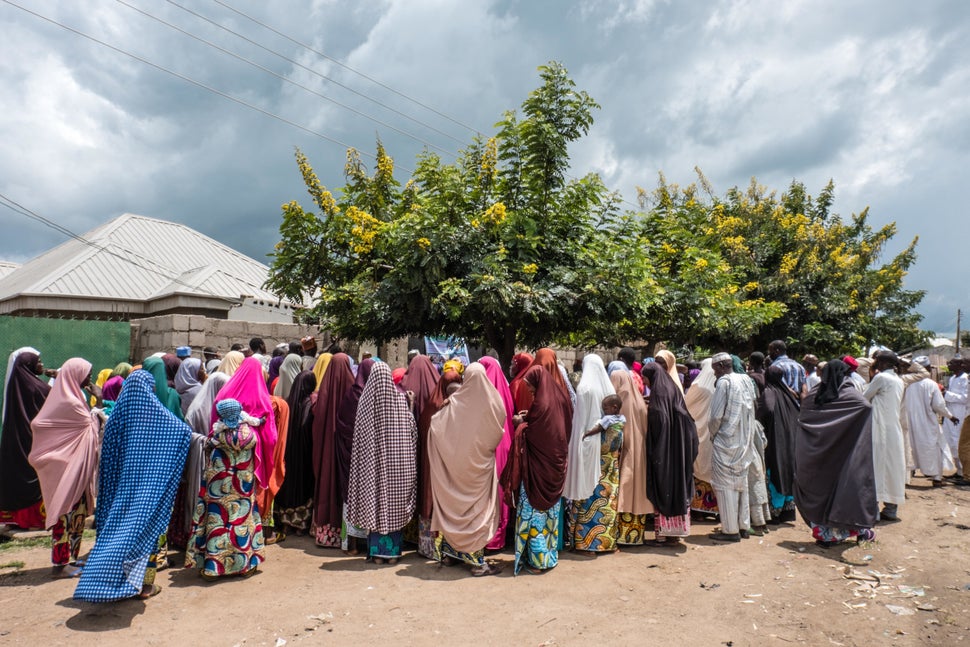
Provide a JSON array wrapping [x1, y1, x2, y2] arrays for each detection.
[[186, 420, 265, 578], [571, 420, 623, 551]]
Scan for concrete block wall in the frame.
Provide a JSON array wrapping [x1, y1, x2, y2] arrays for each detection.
[[129, 314, 332, 363]]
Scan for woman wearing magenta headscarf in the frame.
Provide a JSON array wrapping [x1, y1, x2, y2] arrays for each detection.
[[28, 358, 101, 578], [479, 356, 515, 550], [213, 357, 278, 505]]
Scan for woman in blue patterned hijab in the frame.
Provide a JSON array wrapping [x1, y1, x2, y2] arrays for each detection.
[[74, 369, 190, 602]]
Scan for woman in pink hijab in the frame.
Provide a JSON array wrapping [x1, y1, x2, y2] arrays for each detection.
[[28, 357, 101, 578], [478, 356, 515, 550], [213, 357, 278, 501]]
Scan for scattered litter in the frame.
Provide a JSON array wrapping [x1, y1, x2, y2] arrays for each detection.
[[862, 555, 873, 562], [926, 619, 941, 626], [744, 593, 763, 598], [797, 547, 806, 553], [916, 603, 937, 611], [885, 605, 915, 616], [275, 639, 287, 647], [842, 601, 867, 609], [699, 582, 720, 590], [619, 595, 630, 602], [896, 585, 925, 597], [742, 600, 755, 604]]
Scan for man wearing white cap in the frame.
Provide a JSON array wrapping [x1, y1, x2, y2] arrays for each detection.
[[707, 352, 757, 542], [864, 350, 905, 521], [903, 356, 959, 487]]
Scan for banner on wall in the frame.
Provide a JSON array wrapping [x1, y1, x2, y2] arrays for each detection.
[[423, 336, 470, 371]]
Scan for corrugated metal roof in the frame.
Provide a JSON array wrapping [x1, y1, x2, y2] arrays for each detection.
[[0, 214, 294, 307], [0, 261, 20, 280]]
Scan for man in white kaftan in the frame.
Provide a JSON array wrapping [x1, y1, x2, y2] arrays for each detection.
[[943, 357, 967, 478], [864, 351, 905, 521], [904, 356, 958, 486], [708, 353, 757, 541]]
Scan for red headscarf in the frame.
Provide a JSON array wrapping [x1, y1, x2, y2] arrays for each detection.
[[501, 364, 573, 510], [509, 352, 534, 412]]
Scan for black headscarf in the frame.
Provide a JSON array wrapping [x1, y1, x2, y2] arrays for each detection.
[[759, 365, 799, 497], [641, 362, 699, 517], [815, 358, 850, 406], [275, 371, 317, 514], [794, 371, 876, 531], [0, 353, 51, 510]]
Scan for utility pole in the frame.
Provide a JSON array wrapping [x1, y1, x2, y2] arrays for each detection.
[[957, 308, 962, 354]]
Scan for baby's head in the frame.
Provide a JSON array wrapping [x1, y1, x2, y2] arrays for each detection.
[[216, 398, 243, 429], [445, 382, 462, 397], [601, 394, 622, 416]]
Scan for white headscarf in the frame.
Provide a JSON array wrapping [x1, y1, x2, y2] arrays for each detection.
[[685, 358, 716, 483], [3, 346, 40, 423], [563, 354, 616, 500]]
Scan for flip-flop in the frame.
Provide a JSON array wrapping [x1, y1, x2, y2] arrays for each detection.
[[471, 563, 503, 577], [137, 584, 162, 600], [52, 565, 83, 579]]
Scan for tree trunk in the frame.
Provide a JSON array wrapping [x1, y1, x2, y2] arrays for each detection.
[[486, 323, 519, 381]]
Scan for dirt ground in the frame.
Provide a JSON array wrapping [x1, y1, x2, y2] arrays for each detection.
[[1, 479, 969, 647]]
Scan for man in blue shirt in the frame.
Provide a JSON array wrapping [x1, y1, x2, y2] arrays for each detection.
[[768, 340, 807, 399]]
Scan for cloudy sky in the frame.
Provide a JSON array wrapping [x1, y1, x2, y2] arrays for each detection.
[[1, 0, 967, 334]]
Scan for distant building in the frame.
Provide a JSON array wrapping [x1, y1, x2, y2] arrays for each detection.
[[0, 214, 300, 323]]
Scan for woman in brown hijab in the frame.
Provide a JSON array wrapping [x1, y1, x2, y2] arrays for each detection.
[[501, 362, 572, 575], [428, 363, 504, 576], [310, 353, 355, 547]]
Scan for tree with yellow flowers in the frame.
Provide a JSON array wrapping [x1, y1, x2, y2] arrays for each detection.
[[643, 173, 928, 356]]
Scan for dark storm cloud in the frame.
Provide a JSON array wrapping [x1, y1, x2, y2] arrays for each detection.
[[1, 0, 968, 335]]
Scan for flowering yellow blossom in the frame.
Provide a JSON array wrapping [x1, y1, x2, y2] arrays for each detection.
[[416, 237, 431, 250], [522, 263, 538, 275], [482, 202, 507, 227], [479, 137, 498, 182], [694, 258, 709, 270], [661, 242, 677, 255], [743, 281, 759, 292], [779, 253, 798, 275], [346, 206, 380, 255], [376, 149, 394, 178]]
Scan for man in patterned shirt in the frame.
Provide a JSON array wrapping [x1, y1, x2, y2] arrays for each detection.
[[768, 340, 807, 400]]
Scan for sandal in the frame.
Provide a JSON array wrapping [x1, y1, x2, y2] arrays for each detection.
[[52, 564, 83, 579], [708, 531, 741, 543], [137, 583, 162, 599], [471, 562, 503, 577]]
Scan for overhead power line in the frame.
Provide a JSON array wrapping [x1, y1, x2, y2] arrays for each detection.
[[212, 0, 482, 136], [113, 0, 457, 157], [0, 193, 260, 302], [164, 0, 468, 147], [0, 0, 388, 166]]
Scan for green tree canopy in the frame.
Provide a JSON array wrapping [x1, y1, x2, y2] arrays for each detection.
[[636, 173, 928, 357], [267, 62, 928, 365]]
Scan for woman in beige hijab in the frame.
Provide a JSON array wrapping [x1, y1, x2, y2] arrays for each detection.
[[655, 349, 684, 395], [685, 358, 718, 515], [428, 362, 504, 576]]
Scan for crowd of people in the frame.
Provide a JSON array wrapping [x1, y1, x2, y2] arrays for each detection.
[[0, 335, 967, 602]]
